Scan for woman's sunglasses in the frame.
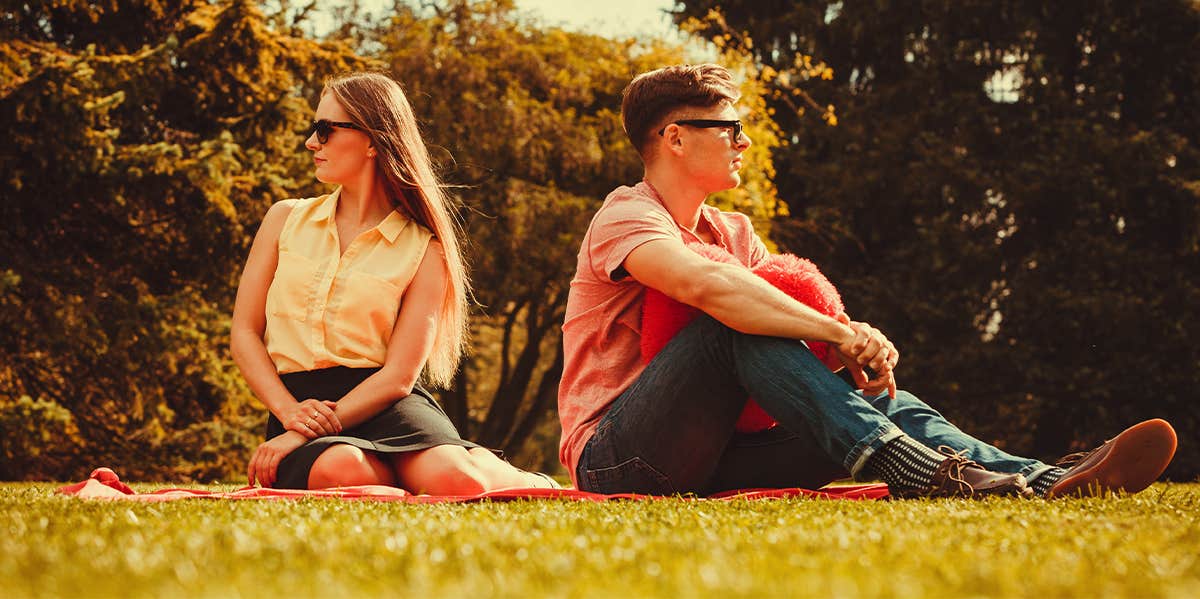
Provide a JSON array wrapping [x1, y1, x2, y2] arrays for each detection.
[[306, 119, 366, 144]]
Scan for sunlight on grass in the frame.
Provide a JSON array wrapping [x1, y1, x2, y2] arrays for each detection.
[[4, 483, 1199, 598]]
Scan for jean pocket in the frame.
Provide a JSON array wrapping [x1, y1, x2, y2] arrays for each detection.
[[584, 456, 673, 495]]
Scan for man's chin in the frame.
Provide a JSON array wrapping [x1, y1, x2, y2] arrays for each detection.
[[699, 174, 742, 195]]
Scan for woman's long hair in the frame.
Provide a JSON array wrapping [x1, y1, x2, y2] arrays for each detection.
[[324, 71, 469, 388]]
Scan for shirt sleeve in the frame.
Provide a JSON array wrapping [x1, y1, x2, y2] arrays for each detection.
[[587, 195, 680, 282]]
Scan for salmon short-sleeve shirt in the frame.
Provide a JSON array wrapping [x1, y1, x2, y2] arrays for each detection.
[[557, 182, 770, 485]]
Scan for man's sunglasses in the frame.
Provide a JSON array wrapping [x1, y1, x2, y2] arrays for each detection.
[[657, 119, 744, 141], [306, 119, 366, 144]]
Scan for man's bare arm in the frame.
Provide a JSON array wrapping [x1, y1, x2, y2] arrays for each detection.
[[624, 239, 852, 344], [624, 238, 896, 393]]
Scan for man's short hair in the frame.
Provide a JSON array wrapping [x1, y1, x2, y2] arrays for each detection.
[[621, 64, 741, 155]]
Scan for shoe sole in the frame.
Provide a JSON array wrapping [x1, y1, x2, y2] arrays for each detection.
[[1047, 419, 1177, 499]]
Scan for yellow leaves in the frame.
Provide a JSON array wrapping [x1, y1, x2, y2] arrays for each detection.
[[705, 8, 729, 29], [82, 90, 125, 112], [822, 105, 838, 127], [689, 8, 837, 130], [786, 53, 834, 81]]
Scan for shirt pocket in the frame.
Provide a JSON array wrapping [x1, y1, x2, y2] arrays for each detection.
[[267, 250, 321, 323], [329, 270, 404, 353]]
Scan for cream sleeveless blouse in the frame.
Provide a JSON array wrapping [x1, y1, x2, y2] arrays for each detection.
[[264, 188, 433, 374]]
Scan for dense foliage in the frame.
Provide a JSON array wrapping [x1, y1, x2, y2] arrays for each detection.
[[675, 1, 1200, 477], [1, 0, 365, 479]]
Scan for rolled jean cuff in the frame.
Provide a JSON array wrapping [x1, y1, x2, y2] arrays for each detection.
[[845, 423, 904, 479], [1020, 463, 1057, 484]]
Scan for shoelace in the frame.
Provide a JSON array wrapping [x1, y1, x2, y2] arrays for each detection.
[[1055, 451, 1089, 469], [935, 445, 978, 496], [1055, 435, 1115, 470]]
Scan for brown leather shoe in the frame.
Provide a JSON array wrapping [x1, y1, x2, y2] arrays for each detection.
[[897, 446, 1033, 499], [1046, 419, 1177, 499]]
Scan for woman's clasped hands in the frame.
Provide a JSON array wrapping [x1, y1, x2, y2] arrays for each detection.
[[281, 398, 343, 439]]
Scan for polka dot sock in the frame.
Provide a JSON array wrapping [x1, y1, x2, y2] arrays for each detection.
[[862, 435, 948, 493], [1030, 467, 1067, 498]]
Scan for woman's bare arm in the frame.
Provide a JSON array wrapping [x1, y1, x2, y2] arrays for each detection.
[[230, 200, 340, 437]]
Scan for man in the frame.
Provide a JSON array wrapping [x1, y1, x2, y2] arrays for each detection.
[[556, 64, 1176, 498]]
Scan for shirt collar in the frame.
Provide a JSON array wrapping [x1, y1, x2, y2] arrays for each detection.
[[313, 187, 410, 243], [312, 187, 340, 222], [639, 181, 728, 246], [698, 204, 729, 247], [376, 210, 410, 243]]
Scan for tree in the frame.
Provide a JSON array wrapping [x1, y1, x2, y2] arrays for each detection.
[[675, 1, 1200, 477], [0, 0, 364, 480]]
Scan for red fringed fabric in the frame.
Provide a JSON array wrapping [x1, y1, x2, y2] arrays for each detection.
[[640, 245, 843, 432], [58, 468, 889, 501]]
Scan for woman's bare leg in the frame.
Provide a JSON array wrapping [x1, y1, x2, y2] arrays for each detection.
[[392, 445, 489, 495], [467, 447, 554, 489], [392, 445, 551, 494]]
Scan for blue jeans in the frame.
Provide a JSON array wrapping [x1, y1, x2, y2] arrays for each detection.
[[576, 316, 1052, 494]]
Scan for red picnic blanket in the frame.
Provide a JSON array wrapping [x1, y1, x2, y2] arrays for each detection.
[[59, 467, 890, 503]]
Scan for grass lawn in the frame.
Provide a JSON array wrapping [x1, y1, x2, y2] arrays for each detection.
[[3, 481, 1199, 598]]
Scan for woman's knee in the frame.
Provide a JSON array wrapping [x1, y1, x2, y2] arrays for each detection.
[[307, 444, 394, 489]]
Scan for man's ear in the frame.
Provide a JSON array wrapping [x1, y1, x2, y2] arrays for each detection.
[[661, 124, 686, 156]]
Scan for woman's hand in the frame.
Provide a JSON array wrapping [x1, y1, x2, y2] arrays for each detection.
[[247, 430, 308, 488], [280, 399, 342, 439]]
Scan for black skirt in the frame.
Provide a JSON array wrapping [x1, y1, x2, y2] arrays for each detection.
[[267, 366, 480, 489]]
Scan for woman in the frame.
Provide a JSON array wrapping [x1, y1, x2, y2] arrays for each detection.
[[231, 71, 555, 492]]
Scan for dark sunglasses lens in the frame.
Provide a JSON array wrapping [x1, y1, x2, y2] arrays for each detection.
[[308, 120, 332, 143]]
